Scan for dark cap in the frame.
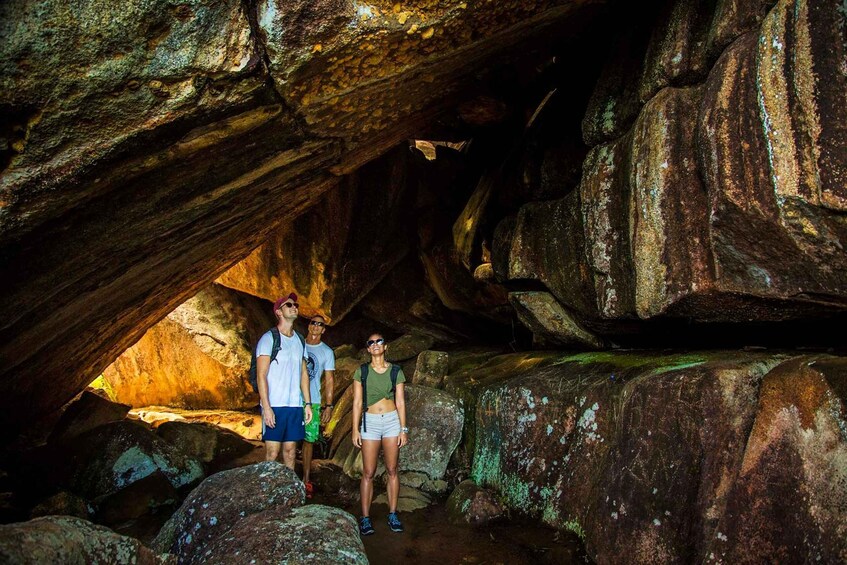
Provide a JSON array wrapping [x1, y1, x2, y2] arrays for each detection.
[[273, 292, 298, 312]]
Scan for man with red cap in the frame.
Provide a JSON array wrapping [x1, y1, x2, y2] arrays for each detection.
[[256, 292, 313, 470]]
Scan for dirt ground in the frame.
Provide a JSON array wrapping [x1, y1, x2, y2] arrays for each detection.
[[313, 489, 589, 565], [305, 452, 590, 565], [121, 444, 590, 563]]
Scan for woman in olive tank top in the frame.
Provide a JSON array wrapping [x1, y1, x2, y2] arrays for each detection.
[[352, 333, 409, 535]]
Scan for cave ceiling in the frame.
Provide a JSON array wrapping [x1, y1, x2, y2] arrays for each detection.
[[0, 0, 610, 440]]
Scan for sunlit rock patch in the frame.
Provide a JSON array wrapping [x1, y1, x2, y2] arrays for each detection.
[[102, 284, 268, 410], [132, 407, 263, 441]]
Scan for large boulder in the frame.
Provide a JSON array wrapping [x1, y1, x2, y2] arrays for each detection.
[[385, 333, 437, 363], [196, 505, 366, 565], [58, 420, 204, 500], [413, 350, 449, 388], [629, 84, 712, 318], [48, 391, 131, 443], [507, 191, 596, 318], [446, 479, 506, 527], [695, 16, 847, 311], [577, 134, 635, 319], [471, 351, 847, 563], [0, 515, 171, 564], [156, 421, 254, 466], [102, 284, 269, 410], [153, 461, 304, 559], [400, 386, 464, 479]]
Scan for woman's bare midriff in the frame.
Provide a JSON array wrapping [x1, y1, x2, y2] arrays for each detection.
[[367, 397, 397, 414]]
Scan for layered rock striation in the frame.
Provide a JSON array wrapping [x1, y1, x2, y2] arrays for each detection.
[[494, 0, 847, 344]]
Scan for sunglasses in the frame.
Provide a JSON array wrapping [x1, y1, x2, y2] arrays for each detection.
[[366, 338, 385, 347], [280, 302, 299, 309], [309, 320, 325, 326]]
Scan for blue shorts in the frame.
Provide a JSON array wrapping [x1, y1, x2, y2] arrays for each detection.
[[262, 406, 305, 443]]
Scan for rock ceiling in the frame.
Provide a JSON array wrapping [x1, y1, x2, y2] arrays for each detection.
[[0, 0, 607, 439], [1, 0, 846, 441]]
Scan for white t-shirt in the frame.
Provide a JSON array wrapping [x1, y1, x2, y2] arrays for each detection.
[[305, 341, 336, 404], [256, 330, 307, 407]]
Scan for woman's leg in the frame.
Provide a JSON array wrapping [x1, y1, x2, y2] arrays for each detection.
[[382, 436, 400, 513], [360, 439, 381, 517]]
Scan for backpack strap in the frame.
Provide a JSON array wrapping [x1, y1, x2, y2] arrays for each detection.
[[360, 363, 369, 433], [270, 327, 281, 364], [390, 364, 400, 394], [295, 330, 305, 349]]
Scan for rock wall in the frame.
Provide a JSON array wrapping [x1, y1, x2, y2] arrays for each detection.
[[496, 0, 847, 344], [470, 351, 847, 563]]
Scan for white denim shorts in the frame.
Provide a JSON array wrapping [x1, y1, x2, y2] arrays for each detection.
[[360, 410, 401, 441]]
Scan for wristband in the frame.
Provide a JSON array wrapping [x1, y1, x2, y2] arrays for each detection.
[[400, 426, 409, 433], [322, 404, 334, 409]]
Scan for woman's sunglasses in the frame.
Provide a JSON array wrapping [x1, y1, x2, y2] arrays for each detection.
[[366, 338, 385, 347]]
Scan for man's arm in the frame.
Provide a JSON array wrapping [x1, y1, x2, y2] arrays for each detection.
[[351, 380, 363, 448], [257, 355, 275, 428], [395, 382, 407, 448], [300, 359, 313, 424], [321, 369, 335, 424]]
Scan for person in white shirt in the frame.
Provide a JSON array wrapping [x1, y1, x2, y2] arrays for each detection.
[[256, 292, 313, 470], [302, 314, 335, 498]]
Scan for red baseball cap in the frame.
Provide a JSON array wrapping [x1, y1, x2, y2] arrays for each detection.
[[273, 293, 298, 312]]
